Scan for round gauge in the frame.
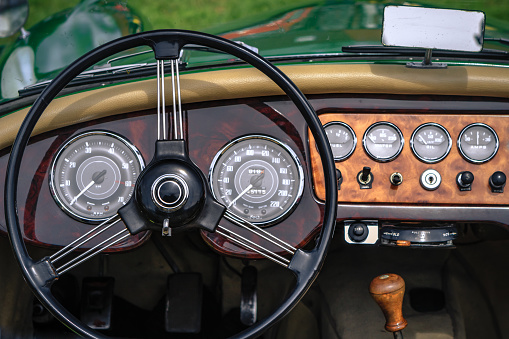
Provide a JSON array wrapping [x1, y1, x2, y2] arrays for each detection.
[[410, 123, 452, 163], [323, 122, 357, 161], [362, 122, 404, 162], [209, 135, 304, 226], [458, 123, 499, 163], [49, 131, 145, 223]]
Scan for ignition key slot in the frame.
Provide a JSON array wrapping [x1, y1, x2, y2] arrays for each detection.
[[420, 169, 441, 190]]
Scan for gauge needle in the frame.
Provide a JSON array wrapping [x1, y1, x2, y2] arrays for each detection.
[[228, 184, 252, 208], [70, 170, 107, 206], [227, 171, 265, 208], [418, 135, 428, 145], [477, 131, 479, 145]]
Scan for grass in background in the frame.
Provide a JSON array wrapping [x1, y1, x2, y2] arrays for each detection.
[[25, 0, 312, 31], [24, 0, 509, 32]]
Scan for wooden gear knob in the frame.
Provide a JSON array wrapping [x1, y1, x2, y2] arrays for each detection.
[[369, 273, 408, 332]]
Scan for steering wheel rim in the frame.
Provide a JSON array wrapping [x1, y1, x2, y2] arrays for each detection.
[[4, 29, 337, 338]]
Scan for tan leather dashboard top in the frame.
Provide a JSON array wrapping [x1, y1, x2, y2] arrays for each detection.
[[2, 63, 509, 151]]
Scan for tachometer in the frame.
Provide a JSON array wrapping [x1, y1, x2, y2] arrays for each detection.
[[362, 122, 404, 162], [458, 123, 499, 163], [209, 135, 304, 226], [49, 131, 145, 223], [410, 123, 451, 163]]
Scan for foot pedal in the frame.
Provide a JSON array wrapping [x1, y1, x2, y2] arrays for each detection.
[[165, 273, 203, 333], [80, 277, 114, 330], [240, 265, 257, 326]]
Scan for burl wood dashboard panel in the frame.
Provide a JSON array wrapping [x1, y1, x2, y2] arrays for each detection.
[[310, 113, 509, 205]]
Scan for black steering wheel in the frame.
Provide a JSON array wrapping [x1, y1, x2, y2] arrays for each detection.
[[4, 30, 337, 338]]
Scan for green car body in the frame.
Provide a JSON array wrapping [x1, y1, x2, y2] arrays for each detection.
[[2, 0, 509, 106]]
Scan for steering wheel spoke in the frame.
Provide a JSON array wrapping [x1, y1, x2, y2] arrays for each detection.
[[48, 214, 130, 275], [217, 210, 297, 268], [156, 58, 184, 141]]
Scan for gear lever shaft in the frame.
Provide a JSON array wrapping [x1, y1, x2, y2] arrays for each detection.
[[369, 273, 407, 338]]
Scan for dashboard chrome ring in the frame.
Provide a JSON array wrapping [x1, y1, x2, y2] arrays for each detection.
[[362, 121, 404, 162], [49, 130, 145, 223], [457, 123, 499, 164], [410, 122, 452, 164], [151, 174, 189, 212], [208, 135, 305, 227], [322, 121, 357, 161]]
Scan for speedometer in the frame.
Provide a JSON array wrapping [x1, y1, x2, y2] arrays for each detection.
[[49, 131, 144, 223], [209, 135, 304, 226]]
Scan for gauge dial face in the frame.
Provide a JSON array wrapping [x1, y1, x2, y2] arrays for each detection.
[[50, 131, 145, 223], [209, 135, 304, 226], [410, 123, 451, 163], [458, 123, 499, 163], [323, 122, 357, 161], [362, 122, 404, 162]]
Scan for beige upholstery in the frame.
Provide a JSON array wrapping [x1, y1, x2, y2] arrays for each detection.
[[1, 63, 509, 150]]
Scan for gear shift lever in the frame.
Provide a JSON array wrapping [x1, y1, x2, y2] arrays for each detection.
[[369, 273, 408, 339]]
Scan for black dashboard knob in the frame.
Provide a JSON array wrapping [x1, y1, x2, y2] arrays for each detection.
[[457, 171, 474, 191], [490, 171, 506, 193], [348, 222, 369, 242], [336, 168, 343, 190]]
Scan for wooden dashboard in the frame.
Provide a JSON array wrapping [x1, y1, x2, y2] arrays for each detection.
[[310, 113, 509, 205], [1, 93, 509, 258]]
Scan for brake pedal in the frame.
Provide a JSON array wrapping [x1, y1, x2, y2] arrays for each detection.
[[165, 273, 203, 333]]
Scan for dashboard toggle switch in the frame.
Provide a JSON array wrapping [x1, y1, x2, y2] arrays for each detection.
[[456, 171, 474, 191], [489, 171, 506, 193], [357, 166, 373, 189], [390, 172, 403, 186]]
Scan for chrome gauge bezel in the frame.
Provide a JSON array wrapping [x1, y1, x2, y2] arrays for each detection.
[[410, 123, 452, 164], [208, 135, 304, 227], [457, 123, 499, 164], [322, 121, 357, 161], [49, 130, 145, 223], [362, 121, 404, 162]]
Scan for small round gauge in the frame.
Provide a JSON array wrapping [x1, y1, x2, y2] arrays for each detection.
[[50, 131, 145, 223], [362, 122, 404, 162], [323, 122, 357, 161], [209, 135, 304, 226], [458, 123, 499, 163], [410, 123, 452, 163]]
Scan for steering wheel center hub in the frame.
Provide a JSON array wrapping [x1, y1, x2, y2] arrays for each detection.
[[152, 174, 189, 211]]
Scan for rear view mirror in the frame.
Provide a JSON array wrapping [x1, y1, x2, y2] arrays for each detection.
[[0, 0, 29, 38], [382, 6, 485, 52]]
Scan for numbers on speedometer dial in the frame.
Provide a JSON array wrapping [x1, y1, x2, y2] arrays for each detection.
[[209, 135, 304, 226], [49, 131, 144, 223]]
